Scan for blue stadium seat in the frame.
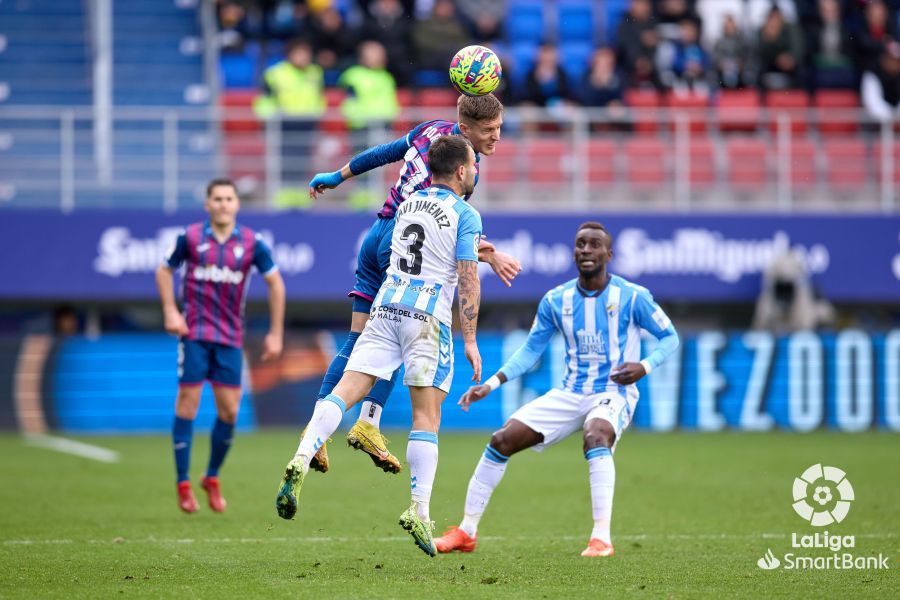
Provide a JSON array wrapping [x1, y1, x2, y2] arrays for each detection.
[[558, 1, 595, 44], [603, 0, 631, 45], [506, 1, 544, 45], [509, 42, 539, 88], [220, 53, 258, 89], [559, 42, 594, 87]]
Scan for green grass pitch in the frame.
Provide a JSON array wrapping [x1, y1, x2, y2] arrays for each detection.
[[0, 431, 897, 598]]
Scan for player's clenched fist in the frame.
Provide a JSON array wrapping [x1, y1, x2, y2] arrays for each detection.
[[610, 362, 647, 385], [308, 170, 345, 198]]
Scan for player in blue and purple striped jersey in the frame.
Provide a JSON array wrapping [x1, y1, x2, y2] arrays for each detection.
[[304, 93, 521, 474], [155, 178, 285, 514]]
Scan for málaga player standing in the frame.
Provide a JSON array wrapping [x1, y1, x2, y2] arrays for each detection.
[[156, 179, 285, 513], [434, 222, 679, 557], [304, 93, 519, 475], [276, 136, 483, 557]]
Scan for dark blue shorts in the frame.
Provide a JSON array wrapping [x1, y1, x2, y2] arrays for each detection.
[[349, 216, 395, 310], [178, 339, 243, 387]]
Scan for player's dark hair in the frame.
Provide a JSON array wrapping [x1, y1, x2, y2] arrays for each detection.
[[428, 135, 474, 179], [206, 178, 238, 198], [577, 221, 613, 244], [458, 93, 504, 123]]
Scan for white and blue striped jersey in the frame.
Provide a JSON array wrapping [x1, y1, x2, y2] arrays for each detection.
[[500, 275, 679, 395], [373, 185, 482, 327]]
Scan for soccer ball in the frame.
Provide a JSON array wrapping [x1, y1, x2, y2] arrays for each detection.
[[448, 45, 502, 96]]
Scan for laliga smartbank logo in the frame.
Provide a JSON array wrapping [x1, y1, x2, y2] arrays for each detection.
[[756, 464, 889, 571]]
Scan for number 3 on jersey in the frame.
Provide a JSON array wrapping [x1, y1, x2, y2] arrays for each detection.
[[398, 224, 425, 275]]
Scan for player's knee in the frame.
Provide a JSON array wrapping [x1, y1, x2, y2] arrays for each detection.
[[217, 405, 239, 424], [489, 430, 513, 457], [583, 420, 616, 450]]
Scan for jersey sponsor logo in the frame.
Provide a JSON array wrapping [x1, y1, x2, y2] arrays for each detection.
[[192, 264, 244, 284], [234, 245, 244, 260], [576, 329, 607, 362], [196, 243, 210, 253]]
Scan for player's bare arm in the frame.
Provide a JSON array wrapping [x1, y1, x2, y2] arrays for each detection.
[[477, 236, 522, 287], [261, 270, 285, 361], [155, 265, 188, 337], [457, 259, 482, 382]]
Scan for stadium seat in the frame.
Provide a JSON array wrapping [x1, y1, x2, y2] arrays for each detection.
[[219, 52, 258, 89], [765, 90, 810, 135], [665, 92, 709, 133], [716, 89, 760, 133], [788, 138, 817, 190], [524, 138, 571, 184], [558, 42, 594, 88], [509, 42, 539, 90], [623, 88, 661, 134], [224, 133, 265, 183], [587, 139, 617, 184], [873, 141, 900, 183], [321, 88, 347, 133], [483, 140, 518, 184], [686, 137, 716, 187], [558, 1, 595, 44], [725, 137, 768, 190], [814, 90, 860, 135], [624, 137, 667, 188], [417, 88, 459, 108], [823, 139, 868, 189], [603, 0, 632, 45], [506, 1, 544, 44], [220, 90, 260, 133]]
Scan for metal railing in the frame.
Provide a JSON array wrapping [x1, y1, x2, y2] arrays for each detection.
[[0, 105, 896, 213]]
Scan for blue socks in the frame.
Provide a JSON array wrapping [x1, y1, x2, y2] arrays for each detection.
[[173, 416, 194, 483], [206, 418, 235, 478], [318, 331, 361, 400]]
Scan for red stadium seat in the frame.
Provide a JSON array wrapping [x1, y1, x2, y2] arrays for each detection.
[[524, 139, 571, 184], [223, 133, 265, 182], [765, 90, 810, 135], [823, 139, 868, 189], [483, 139, 518, 183], [665, 92, 709, 133], [417, 89, 459, 108], [623, 88, 661, 134], [873, 141, 900, 183], [725, 137, 768, 190], [717, 89, 760, 133], [788, 138, 817, 189], [587, 139, 617, 184], [625, 137, 667, 187], [814, 90, 860, 135], [686, 137, 716, 187], [220, 90, 260, 133]]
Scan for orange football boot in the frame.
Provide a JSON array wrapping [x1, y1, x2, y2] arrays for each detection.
[[201, 476, 227, 512], [580, 538, 615, 557], [434, 526, 477, 553], [177, 480, 198, 513]]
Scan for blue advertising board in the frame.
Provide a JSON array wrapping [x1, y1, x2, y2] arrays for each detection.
[[0, 211, 898, 302]]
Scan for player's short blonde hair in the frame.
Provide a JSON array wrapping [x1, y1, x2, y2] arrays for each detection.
[[457, 93, 504, 124]]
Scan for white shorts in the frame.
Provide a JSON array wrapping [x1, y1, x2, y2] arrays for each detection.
[[508, 388, 636, 452], [345, 304, 454, 393]]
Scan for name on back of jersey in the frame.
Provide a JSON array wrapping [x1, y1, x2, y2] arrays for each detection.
[[396, 196, 451, 229]]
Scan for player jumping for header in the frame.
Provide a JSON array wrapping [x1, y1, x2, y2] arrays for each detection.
[[433, 222, 679, 557], [304, 93, 520, 475], [276, 136, 484, 557]]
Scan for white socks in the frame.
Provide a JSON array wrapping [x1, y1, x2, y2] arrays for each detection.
[[407, 431, 439, 522], [293, 394, 346, 469], [358, 400, 383, 427], [586, 447, 615, 544], [459, 445, 509, 537]]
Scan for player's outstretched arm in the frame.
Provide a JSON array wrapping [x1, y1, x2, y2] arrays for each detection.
[[457, 259, 482, 383], [155, 265, 188, 337], [477, 236, 522, 288], [261, 271, 285, 361], [309, 130, 415, 199]]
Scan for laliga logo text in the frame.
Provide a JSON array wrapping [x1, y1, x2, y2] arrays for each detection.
[[755, 464, 889, 571]]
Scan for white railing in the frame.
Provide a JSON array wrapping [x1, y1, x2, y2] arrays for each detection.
[[0, 105, 896, 213]]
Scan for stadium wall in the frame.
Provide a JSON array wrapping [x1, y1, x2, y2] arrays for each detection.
[[0, 211, 898, 302], [0, 330, 897, 434]]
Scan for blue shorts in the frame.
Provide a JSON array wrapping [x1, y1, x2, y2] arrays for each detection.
[[178, 339, 243, 387], [349, 216, 395, 311]]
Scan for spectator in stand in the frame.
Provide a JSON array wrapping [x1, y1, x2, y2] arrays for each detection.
[[862, 46, 900, 121], [455, 0, 505, 42], [747, 0, 799, 29], [713, 15, 751, 89], [266, 0, 309, 40], [521, 44, 575, 107], [663, 18, 711, 96], [412, 0, 472, 71], [756, 6, 805, 90], [617, 0, 660, 74], [358, 0, 414, 86], [253, 38, 325, 208], [806, 0, 856, 89], [216, 1, 258, 52], [309, 6, 357, 72], [696, 0, 743, 48], [581, 48, 625, 109], [653, 0, 699, 44], [854, 0, 899, 73], [339, 40, 399, 132]]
